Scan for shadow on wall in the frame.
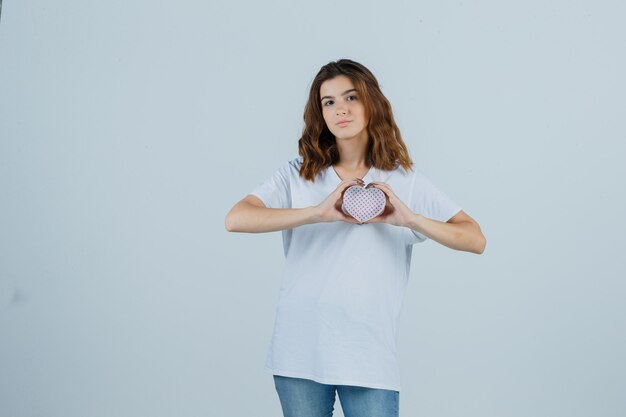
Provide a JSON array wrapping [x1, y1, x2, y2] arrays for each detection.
[[0, 277, 26, 314]]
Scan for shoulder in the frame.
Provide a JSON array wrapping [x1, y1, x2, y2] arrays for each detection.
[[377, 162, 416, 182], [400, 162, 434, 184], [410, 167, 438, 190], [287, 155, 304, 170], [397, 163, 416, 179], [274, 156, 303, 179], [396, 164, 441, 195]]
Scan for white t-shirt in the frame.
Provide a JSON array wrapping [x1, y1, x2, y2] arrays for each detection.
[[248, 156, 462, 392]]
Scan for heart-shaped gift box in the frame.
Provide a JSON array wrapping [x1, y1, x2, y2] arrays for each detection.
[[341, 185, 387, 223]]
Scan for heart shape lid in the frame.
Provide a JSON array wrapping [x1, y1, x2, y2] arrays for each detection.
[[341, 185, 387, 223]]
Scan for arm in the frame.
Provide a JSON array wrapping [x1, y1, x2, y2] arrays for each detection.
[[225, 178, 364, 233], [225, 195, 318, 233], [408, 210, 487, 254], [363, 181, 486, 255]]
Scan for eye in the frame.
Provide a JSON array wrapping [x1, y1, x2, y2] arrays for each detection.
[[347, 95, 358, 101], [323, 100, 334, 106]]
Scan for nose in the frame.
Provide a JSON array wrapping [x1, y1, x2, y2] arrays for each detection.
[[335, 104, 347, 116]]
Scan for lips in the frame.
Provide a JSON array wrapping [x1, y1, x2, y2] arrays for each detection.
[[336, 120, 351, 127]]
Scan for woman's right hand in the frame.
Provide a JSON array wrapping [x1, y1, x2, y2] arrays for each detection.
[[311, 178, 365, 224]]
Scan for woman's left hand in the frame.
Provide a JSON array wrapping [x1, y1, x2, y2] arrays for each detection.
[[364, 182, 415, 228]]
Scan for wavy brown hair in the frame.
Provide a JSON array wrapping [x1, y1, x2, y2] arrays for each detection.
[[298, 58, 414, 181]]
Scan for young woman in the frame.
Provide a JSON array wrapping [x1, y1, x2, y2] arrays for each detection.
[[225, 58, 486, 417]]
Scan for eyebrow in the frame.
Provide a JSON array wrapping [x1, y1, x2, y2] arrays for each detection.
[[320, 88, 357, 101]]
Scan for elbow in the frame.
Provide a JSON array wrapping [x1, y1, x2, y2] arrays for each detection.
[[225, 202, 259, 233], [224, 212, 238, 232], [475, 236, 487, 254]]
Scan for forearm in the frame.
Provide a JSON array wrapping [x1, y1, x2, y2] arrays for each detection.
[[226, 205, 319, 233], [408, 213, 486, 254]]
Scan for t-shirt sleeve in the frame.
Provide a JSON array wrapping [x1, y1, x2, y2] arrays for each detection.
[[247, 161, 292, 209], [407, 169, 463, 244]]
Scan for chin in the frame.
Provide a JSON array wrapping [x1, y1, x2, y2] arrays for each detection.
[[335, 131, 365, 141], [334, 134, 352, 140]]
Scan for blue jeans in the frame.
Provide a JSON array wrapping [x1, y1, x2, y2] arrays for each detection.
[[273, 375, 400, 417]]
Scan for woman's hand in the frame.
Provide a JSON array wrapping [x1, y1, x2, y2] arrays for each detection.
[[363, 182, 415, 228], [312, 178, 365, 224]]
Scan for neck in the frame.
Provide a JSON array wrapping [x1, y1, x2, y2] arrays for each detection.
[[334, 133, 369, 169]]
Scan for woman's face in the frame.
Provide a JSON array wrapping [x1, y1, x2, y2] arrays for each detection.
[[320, 75, 368, 143]]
